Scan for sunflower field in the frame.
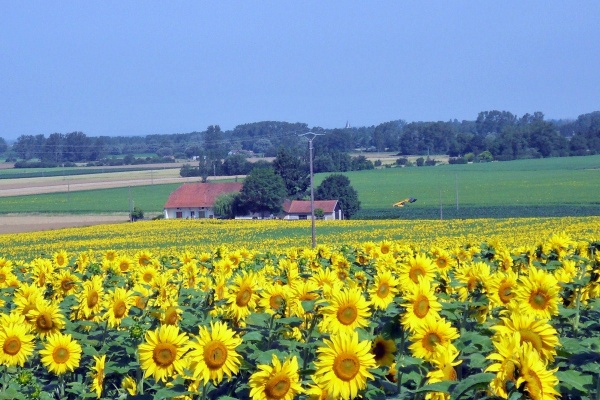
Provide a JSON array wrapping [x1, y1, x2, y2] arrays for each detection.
[[1, 218, 600, 399]]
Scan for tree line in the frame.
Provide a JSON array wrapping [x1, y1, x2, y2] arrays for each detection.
[[3, 110, 600, 164]]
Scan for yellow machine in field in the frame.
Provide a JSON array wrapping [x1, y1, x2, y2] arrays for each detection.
[[393, 197, 417, 207]]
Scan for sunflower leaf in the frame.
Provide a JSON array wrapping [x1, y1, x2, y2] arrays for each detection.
[[450, 372, 495, 399], [556, 369, 594, 392], [411, 380, 454, 394]]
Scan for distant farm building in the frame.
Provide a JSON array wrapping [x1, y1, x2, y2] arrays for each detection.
[[282, 199, 342, 220], [163, 182, 243, 219]]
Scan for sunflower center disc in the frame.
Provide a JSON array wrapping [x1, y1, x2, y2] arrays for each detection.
[[37, 314, 53, 330], [409, 267, 425, 283], [204, 341, 228, 369], [499, 284, 514, 304], [62, 279, 75, 291], [4, 337, 21, 356], [334, 353, 360, 381], [153, 343, 177, 366], [414, 296, 430, 318], [114, 301, 127, 318], [531, 291, 549, 309], [270, 295, 285, 310], [87, 292, 99, 308], [377, 283, 389, 298], [373, 342, 387, 360], [424, 333, 441, 352], [53, 346, 70, 364], [236, 287, 252, 307], [265, 373, 291, 399], [337, 305, 358, 325]]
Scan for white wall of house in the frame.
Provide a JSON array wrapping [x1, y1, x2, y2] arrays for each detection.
[[283, 211, 338, 220], [164, 207, 215, 219]]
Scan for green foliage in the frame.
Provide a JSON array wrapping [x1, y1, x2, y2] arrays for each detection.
[[272, 147, 309, 199], [213, 192, 238, 219], [130, 206, 144, 221], [315, 173, 361, 219], [235, 167, 287, 217]]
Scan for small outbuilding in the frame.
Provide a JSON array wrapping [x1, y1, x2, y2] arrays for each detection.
[[282, 199, 342, 220], [163, 182, 243, 219]]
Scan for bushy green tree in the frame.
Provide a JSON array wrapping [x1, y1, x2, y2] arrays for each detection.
[[315, 174, 360, 219], [272, 147, 309, 199], [235, 167, 287, 218], [213, 192, 237, 219]]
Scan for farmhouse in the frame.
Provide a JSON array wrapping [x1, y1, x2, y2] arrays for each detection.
[[282, 199, 342, 220], [163, 182, 243, 219]]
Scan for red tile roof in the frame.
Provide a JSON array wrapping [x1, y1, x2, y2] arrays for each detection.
[[164, 182, 243, 208], [283, 200, 338, 214]]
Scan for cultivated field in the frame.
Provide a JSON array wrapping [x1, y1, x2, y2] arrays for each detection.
[[0, 155, 598, 232]]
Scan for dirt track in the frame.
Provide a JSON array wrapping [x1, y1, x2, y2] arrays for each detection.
[[0, 214, 129, 234]]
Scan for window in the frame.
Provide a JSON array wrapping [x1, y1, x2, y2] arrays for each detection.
[[191, 211, 195, 218], [176, 211, 183, 218], [299, 214, 307, 220]]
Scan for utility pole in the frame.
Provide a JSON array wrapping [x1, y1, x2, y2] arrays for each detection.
[[299, 131, 324, 248]]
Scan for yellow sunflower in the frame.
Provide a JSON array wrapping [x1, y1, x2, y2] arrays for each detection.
[[319, 287, 371, 335], [313, 331, 376, 400], [426, 345, 462, 400], [103, 287, 135, 328], [0, 266, 17, 289], [368, 269, 399, 310], [371, 335, 397, 367], [514, 266, 560, 319], [138, 324, 190, 383], [408, 316, 460, 361], [137, 264, 158, 286], [486, 333, 521, 398], [0, 323, 35, 367], [188, 320, 242, 386], [52, 250, 70, 268], [258, 283, 289, 316], [492, 312, 559, 362], [76, 275, 104, 319], [39, 332, 82, 375], [454, 261, 491, 301], [401, 278, 442, 331], [516, 342, 560, 400], [27, 298, 66, 337], [225, 271, 259, 322], [115, 255, 135, 276], [487, 270, 518, 308], [432, 248, 454, 277], [160, 305, 183, 326], [53, 269, 80, 299], [13, 289, 43, 321], [121, 376, 137, 395], [427, 345, 461, 383], [249, 354, 303, 400], [89, 354, 106, 398], [398, 254, 437, 290], [135, 250, 155, 268]]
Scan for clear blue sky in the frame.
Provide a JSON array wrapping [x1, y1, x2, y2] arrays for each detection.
[[1, 1, 599, 140]]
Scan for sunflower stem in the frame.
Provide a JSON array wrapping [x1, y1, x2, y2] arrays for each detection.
[[301, 312, 320, 375]]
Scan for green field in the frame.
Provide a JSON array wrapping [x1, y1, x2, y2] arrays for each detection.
[[0, 156, 599, 218], [0, 165, 179, 179]]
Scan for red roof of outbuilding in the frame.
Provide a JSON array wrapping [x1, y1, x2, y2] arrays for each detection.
[[283, 200, 338, 214], [164, 182, 243, 208]]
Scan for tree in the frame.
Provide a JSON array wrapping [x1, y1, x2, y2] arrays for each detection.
[[272, 147, 309, 199], [0, 137, 7, 154], [315, 174, 361, 219], [235, 167, 287, 218], [222, 153, 252, 176], [130, 206, 144, 221], [213, 192, 237, 219]]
